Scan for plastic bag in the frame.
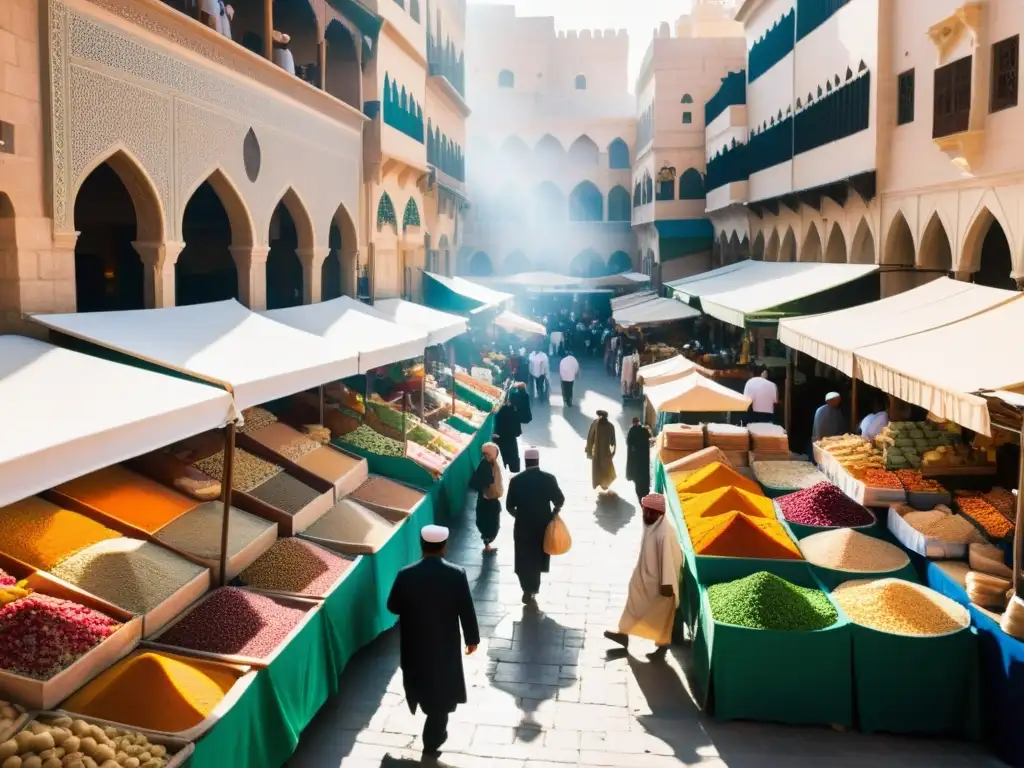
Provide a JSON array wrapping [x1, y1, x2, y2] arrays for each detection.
[[544, 513, 572, 555]]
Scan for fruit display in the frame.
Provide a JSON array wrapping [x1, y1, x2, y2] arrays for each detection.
[[4, 715, 183, 768], [893, 470, 947, 494], [955, 492, 1014, 541], [847, 467, 902, 489], [816, 435, 884, 472], [338, 425, 403, 457], [875, 421, 954, 469], [455, 373, 503, 401]]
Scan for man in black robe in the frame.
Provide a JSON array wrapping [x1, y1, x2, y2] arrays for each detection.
[[625, 417, 653, 502], [505, 447, 566, 605], [387, 525, 480, 758], [493, 399, 522, 473]]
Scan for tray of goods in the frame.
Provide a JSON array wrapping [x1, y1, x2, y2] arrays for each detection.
[[663, 446, 729, 476], [747, 423, 789, 453], [706, 424, 749, 452], [954, 492, 1014, 544], [126, 451, 222, 503], [0, 565, 142, 711], [455, 373, 503, 400], [58, 649, 255, 742], [323, 381, 366, 414], [144, 587, 318, 668], [775, 482, 876, 539], [405, 441, 449, 477], [236, 538, 356, 600], [338, 425, 404, 457], [347, 476, 425, 523], [969, 542, 1013, 580], [840, 467, 906, 507], [686, 509, 804, 580], [437, 423, 472, 447], [4, 713, 194, 768], [830, 579, 975, 735], [893, 470, 951, 509], [0, 498, 210, 639], [0, 700, 28, 743], [661, 424, 704, 452], [983, 486, 1016, 517], [674, 461, 761, 499], [752, 461, 828, 498], [299, 498, 399, 555], [876, 420, 952, 470], [887, 504, 982, 559], [691, 570, 851, 727], [798, 528, 913, 589]]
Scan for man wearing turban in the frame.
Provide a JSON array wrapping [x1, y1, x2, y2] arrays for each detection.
[[604, 493, 683, 658]]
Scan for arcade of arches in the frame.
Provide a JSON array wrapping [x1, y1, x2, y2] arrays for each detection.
[[463, 249, 633, 279]]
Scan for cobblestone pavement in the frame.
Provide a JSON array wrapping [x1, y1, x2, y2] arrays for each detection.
[[290, 358, 1000, 768]]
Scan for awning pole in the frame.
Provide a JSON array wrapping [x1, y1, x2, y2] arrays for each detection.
[[851, 376, 859, 432], [219, 422, 236, 586], [318, 384, 325, 426], [784, 349, 793, 435], [450, 346, 456, 416], [1016, 432, 1024, 598], [420, 352, 427, 418]]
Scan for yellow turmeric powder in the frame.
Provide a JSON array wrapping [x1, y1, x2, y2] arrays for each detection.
[[684, 486, 775, 524], [688, 511, 802, 559], [675, 462, 763, 498], [0, 496, 121, 569], [62, 650, 241, 732]]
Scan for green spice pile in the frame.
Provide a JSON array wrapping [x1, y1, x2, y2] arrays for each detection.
[[340, 425, 403, 457], [707, 571, 838, 631]]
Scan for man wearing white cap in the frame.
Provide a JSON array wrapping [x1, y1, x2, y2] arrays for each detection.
[[505, 447, 566, 604], [813, 391, 845, 443], [604, 493, 683, 659], [388, 524, 480, 758]]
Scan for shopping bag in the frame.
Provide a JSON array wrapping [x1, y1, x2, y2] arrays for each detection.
[[544, 513, 572, 555]]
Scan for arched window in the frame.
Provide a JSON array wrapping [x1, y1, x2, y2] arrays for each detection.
[[608, 186, 630, 221], [608, 251, 632, 274], [575, 74, 587, 90], [402, 198, 421, 229], [643, 173, 653, 205], [608, 138, 630, 169], [568, 181, 603, 222], [409, 0, 420, 22], [678, 168, 704, 200], [377, 192, 397, 231], [681, 94, 693, 103], [633, 182, 641, 208], [498, 69, 514, 89]]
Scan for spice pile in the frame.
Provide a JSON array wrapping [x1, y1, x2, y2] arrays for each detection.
[[896, 505, 982, 544], [158, 587, 308, 659], [708, 572, 837, 631], [155, 503, 275, 559], [349, 476, 425, 514], [674, 462, 762, 498], [193, 448, 283, 493], [51, 538, 206, 616], [777, 482, 874, 528], [0, 497, 121, 570], [832, 579, 969, 636], [799, 528, 908, 573], [893, 470, 946, 495], [62, 650, 240, 733], [301, 499, 395, 553], [0, 593, 120, 679], [5, 715, 181, 768], [683, 486, 774, 524], [247, 472, 322, 515], [339, 425, 404, 457], [688, 512, 802, 560], [752, 461, 827, 491], [240, 538, 354, 596], [955, 493, 1014, 541]]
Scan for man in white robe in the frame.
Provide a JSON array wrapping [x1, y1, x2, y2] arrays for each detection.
[[604, 493, 683, 659]]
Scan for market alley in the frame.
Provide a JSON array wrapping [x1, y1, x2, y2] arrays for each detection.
[[288, 358, 997, 768]]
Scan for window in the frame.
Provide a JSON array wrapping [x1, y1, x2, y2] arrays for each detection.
[[682, 112, 693, 124], [991, 35, 1019, 112], [575, 74, 587, 90], [681, 93, 693, 104], [498, 69, 514, 89], [897, 69, 915, 125], [933, 56, 972, 139]]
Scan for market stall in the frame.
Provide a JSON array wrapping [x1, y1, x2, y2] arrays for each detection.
[[493, 310, 546, 338], [421, 270, 514, 315], [612, 297, 701, 329], [365, 298, 468, 347]]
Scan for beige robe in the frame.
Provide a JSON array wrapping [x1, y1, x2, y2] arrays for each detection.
[[618, 515, 684, 645], [586, 417, 617, 490]]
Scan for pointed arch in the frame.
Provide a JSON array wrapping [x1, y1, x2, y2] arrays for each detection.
[[271, 187, 316, 251], [501, 135, 529, 156], [324, 19, 360, 109], [535, 134, 565, 161], [849, 218, 875, 264], [633, 182, 642, 208], [752, 231, 766, 261], [765, 230, 780, 262], [468, 250, 493, 276], [643, 173, 654, 205], [608, 185, 631, 221], [918, 212, 952, 272], [377, 191, 397, 233], [570, 248, 605, 277], [884, 210, 915, 267], [75, 147, 166, 243], [678, 168, 704, 200], [681, 93, 694, 104], [608, 138, 630, 169], [324, 202, 358, 300], [824, 223, 847, 263], [608, 250, 632, 274], [504, 249, 530, 275], [574, 74, 587, 90], [402, 197, 421, 230], [963, 207, 1014, 288], [535, 181, 565, 222], [728, 232, 742, 264], [182, 168, 256, 249], [569, 181, 603, 221], [568, 135, 599, 165], [780, 227, 796, 262]]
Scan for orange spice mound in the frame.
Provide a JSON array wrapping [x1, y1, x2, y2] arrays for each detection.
[[688, 512, 802, 560], [675, 462, 762, 498], [62, 650, 241, 732], [683, 486, 775, 524], [55, 465, 200, 534], [0, 496, 121, 570], [849, 467, 902, 489]]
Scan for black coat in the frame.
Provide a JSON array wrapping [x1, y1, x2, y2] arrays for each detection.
[[387, 556, 480, 714], [493, 403, 522, 445], [505, 467, 565, 578], [509, 386, 532, 424], [626, 424, 652, 483]]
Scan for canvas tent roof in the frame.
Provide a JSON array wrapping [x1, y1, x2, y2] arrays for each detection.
[[614, 297, 701, 327], [668, 261, 879, 327], [611, 291, 658, 310], [645, 373, 752, 413], [32, 300, 358, 410], [423, 271, 514, 313], [265, 296, 428, 373], [778, 278, 1018, 376], [0, 336, 236, 508], [494, 311, 546, 336], [365, 299, 468, 347], [637, 355, 707, 386]]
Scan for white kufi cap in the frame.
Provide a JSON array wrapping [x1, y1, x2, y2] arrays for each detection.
[[825, 391, 841, 402], [421, 524, 449, 543], [524, 447, 540, 460]]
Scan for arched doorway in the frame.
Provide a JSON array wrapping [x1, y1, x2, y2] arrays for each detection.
[[177, 178, 243, 306], [324, 203, 357, 300], [569, 181, 603, 221], [608, 250, 632, 274], [266, 192, 313, 309], [504, 250, 530, 274], [325, 20, 360, 109], [535, 134, 564, 164], [849, 218, 875, 264], [918, 213, 953, 275], [568, 135, 599, 165], [963, 208, 1015, 290], [608, 186, 630, 222], [800, 225, 822, 262], [780, 228, 796, 262], [824, 224, 847, 263], [468, 251, 493, 277], [752, 232, 766, 261], [74, 159, 151, 312], [322, 223, 343, 301], [570, 248, 604, 277], [882, 211, 915, 296]]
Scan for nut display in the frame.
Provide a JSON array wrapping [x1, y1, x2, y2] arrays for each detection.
[[193, 449, 283, 494], [239, 538, 354, 597], [751, 461, 827, 491], [0, 715, 180, 767], [0, 701, 23, 737], [236, 407, 279, 435], [339, 425, 403, 457]]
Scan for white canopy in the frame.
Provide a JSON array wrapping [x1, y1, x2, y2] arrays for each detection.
[[368, 299, 468, 347], [854, 295, 1024, 436], [614, 297, 701, 327], [265, 296, 428, 373], [494, 310, 546, 336], [32, 300, 358, 410], [611, 291, 658, 310], [585, 272, 650, 289], [779, 278, 1018, 376], [0, 336, 236, 508], [637, 355, 706, 386], [668, 261, 879, 327], [646, 373, 752, 413], [423, 272, 514, 312], [478, 271, 650, 290]]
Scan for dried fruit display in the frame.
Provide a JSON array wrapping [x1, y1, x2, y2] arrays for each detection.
[[236, 406, 279, 435], [893, 470, 946, 494], [848, 467, 902, 489], [339, 425, 403, 457], [0, 700, 22, 737], [956, 494, 1014, 541], [240, 538, 354, 597]]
